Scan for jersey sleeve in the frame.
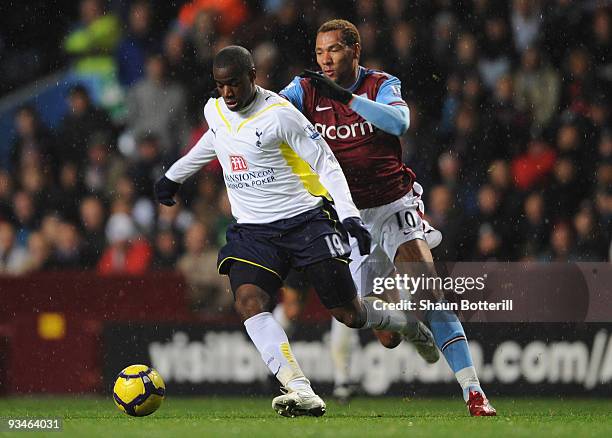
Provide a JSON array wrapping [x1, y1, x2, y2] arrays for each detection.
[[276, 105, 360, 221], [165, 128, 216, 183], [279, 76, 305, 112], [375, 75, 408, 107]]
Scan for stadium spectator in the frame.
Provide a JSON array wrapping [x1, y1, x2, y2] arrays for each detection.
[[488, 74, 529, 155], [22, 231, 52, 273], [152, 229, 180, 269], [266, 0, 311, 71], [212, 190, 233, 247], [539, 222, 575, 262], [427, 184, 461, 261], [47, 222, 82, 270], [20, 166, 48, 212], [454, 32, 479, 78], [573, 202, 608, 261], [79, 196, 107, 268], [39, 214, 61, 254], [164, 30, 194, 90], [11, 191, 37, 247], [97, 212, 152, 275], [47, 162, 85, 223], [253, 41, 281, 91], [589, 8, 611, 91], [127, 134, 165, 199], [155, 200, 194, 240], [513, 46, 561, 130], [472, 223, 502, 261], [541, 0, 587, 67], [177, 221, 232, 314], [177, 0, 248, 36], [63, 0, 121, 77], [464, 185, 508, 259], [0, 221, 29, 275], [511, 139, 557, 192], [510, 0, 542, 54], [124, 54, 189, 160], [518, 192, 550, 258], [431, 11, 457, 79], [544, 157, 581, 219], [83, 133, 127, 197], [187, 9, 217, 67], [58, 85, 113, 166], [10, 105, 56, 177], [478, 14, 514, 91], [116, 0, 158, 87], [0, 171, 13, 221], [561, 47, 598, 118]]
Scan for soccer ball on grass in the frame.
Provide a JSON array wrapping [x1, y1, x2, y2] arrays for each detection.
[[113, 365, 166, 416]]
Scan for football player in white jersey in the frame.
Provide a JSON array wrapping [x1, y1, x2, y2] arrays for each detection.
[[154, 46, 434, 418]]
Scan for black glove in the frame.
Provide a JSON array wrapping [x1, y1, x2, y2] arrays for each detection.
[[154, 176, 181, 206], [300, 69, 353, 104], [342, 217, 372, 256]]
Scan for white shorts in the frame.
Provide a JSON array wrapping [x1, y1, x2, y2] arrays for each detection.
[[349, 182, 429, 297]]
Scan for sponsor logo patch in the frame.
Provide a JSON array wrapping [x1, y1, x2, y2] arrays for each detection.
[[230, 155, 249, 172]]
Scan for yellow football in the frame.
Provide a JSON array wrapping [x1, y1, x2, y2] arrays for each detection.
[[113, 365, 166, 417]]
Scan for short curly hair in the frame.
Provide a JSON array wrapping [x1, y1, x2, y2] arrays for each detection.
[[317, 19, 360, 47]]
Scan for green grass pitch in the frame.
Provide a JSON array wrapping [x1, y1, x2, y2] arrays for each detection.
[[1, 397, 611, 437]]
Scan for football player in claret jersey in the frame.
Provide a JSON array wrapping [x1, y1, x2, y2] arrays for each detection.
[[155, 45, 436, 418], [280, 19, 496, 416]]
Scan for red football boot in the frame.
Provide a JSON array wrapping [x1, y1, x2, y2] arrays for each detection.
[[466, 390, 497, 416]]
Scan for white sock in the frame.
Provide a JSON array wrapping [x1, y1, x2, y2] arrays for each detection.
[[272, 303, 292, 332], [330, 317, 359, 387], [244, 312, 311, 393], [455, 366, 482, 401], [360, 297, 417, 335]]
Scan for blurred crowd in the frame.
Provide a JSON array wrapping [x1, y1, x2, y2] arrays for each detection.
[[0, 0, 611, 313]]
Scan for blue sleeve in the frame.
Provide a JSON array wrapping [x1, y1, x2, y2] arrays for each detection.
[[375, 75, 407, 106], [349, 76, 410, 136], [349, 97, 410, 136], [279, 76, 305, 113]]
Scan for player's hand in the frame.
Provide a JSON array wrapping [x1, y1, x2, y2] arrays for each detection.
[[300, 69, 353, 105], [154, 176, 181, 206], [342, 217, 372, 255]]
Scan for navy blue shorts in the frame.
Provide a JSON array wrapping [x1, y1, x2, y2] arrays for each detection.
[[217, 205, 351, 282]]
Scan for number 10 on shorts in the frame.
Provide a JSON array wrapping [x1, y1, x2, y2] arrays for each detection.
[[395, 210, 417, 230]]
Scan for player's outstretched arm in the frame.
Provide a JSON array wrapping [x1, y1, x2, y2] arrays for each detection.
[[154, 129, 216, 205], [300, 70, 410, 136]]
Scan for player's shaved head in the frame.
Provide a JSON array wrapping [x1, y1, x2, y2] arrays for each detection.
[[213, 45, 255, 75], [213, 45, 257, 111]]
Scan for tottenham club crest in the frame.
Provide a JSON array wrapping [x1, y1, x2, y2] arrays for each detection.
[[303, 124, 321, 140], [255, 129, 263, 148]]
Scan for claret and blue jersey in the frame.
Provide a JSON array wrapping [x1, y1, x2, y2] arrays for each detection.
[[280, 66, 416, 209]]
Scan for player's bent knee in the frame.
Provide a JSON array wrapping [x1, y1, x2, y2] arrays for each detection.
[[374, 330, 402, 349], [234, 285, 272, 321], [229, 262, 280, 321]]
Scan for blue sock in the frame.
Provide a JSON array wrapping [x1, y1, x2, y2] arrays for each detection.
[[425, 306, 472, 372], [425, 305, 483, 400]]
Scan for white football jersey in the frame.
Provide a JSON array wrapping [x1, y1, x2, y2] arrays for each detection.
[[165, 86, 360, 224]]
